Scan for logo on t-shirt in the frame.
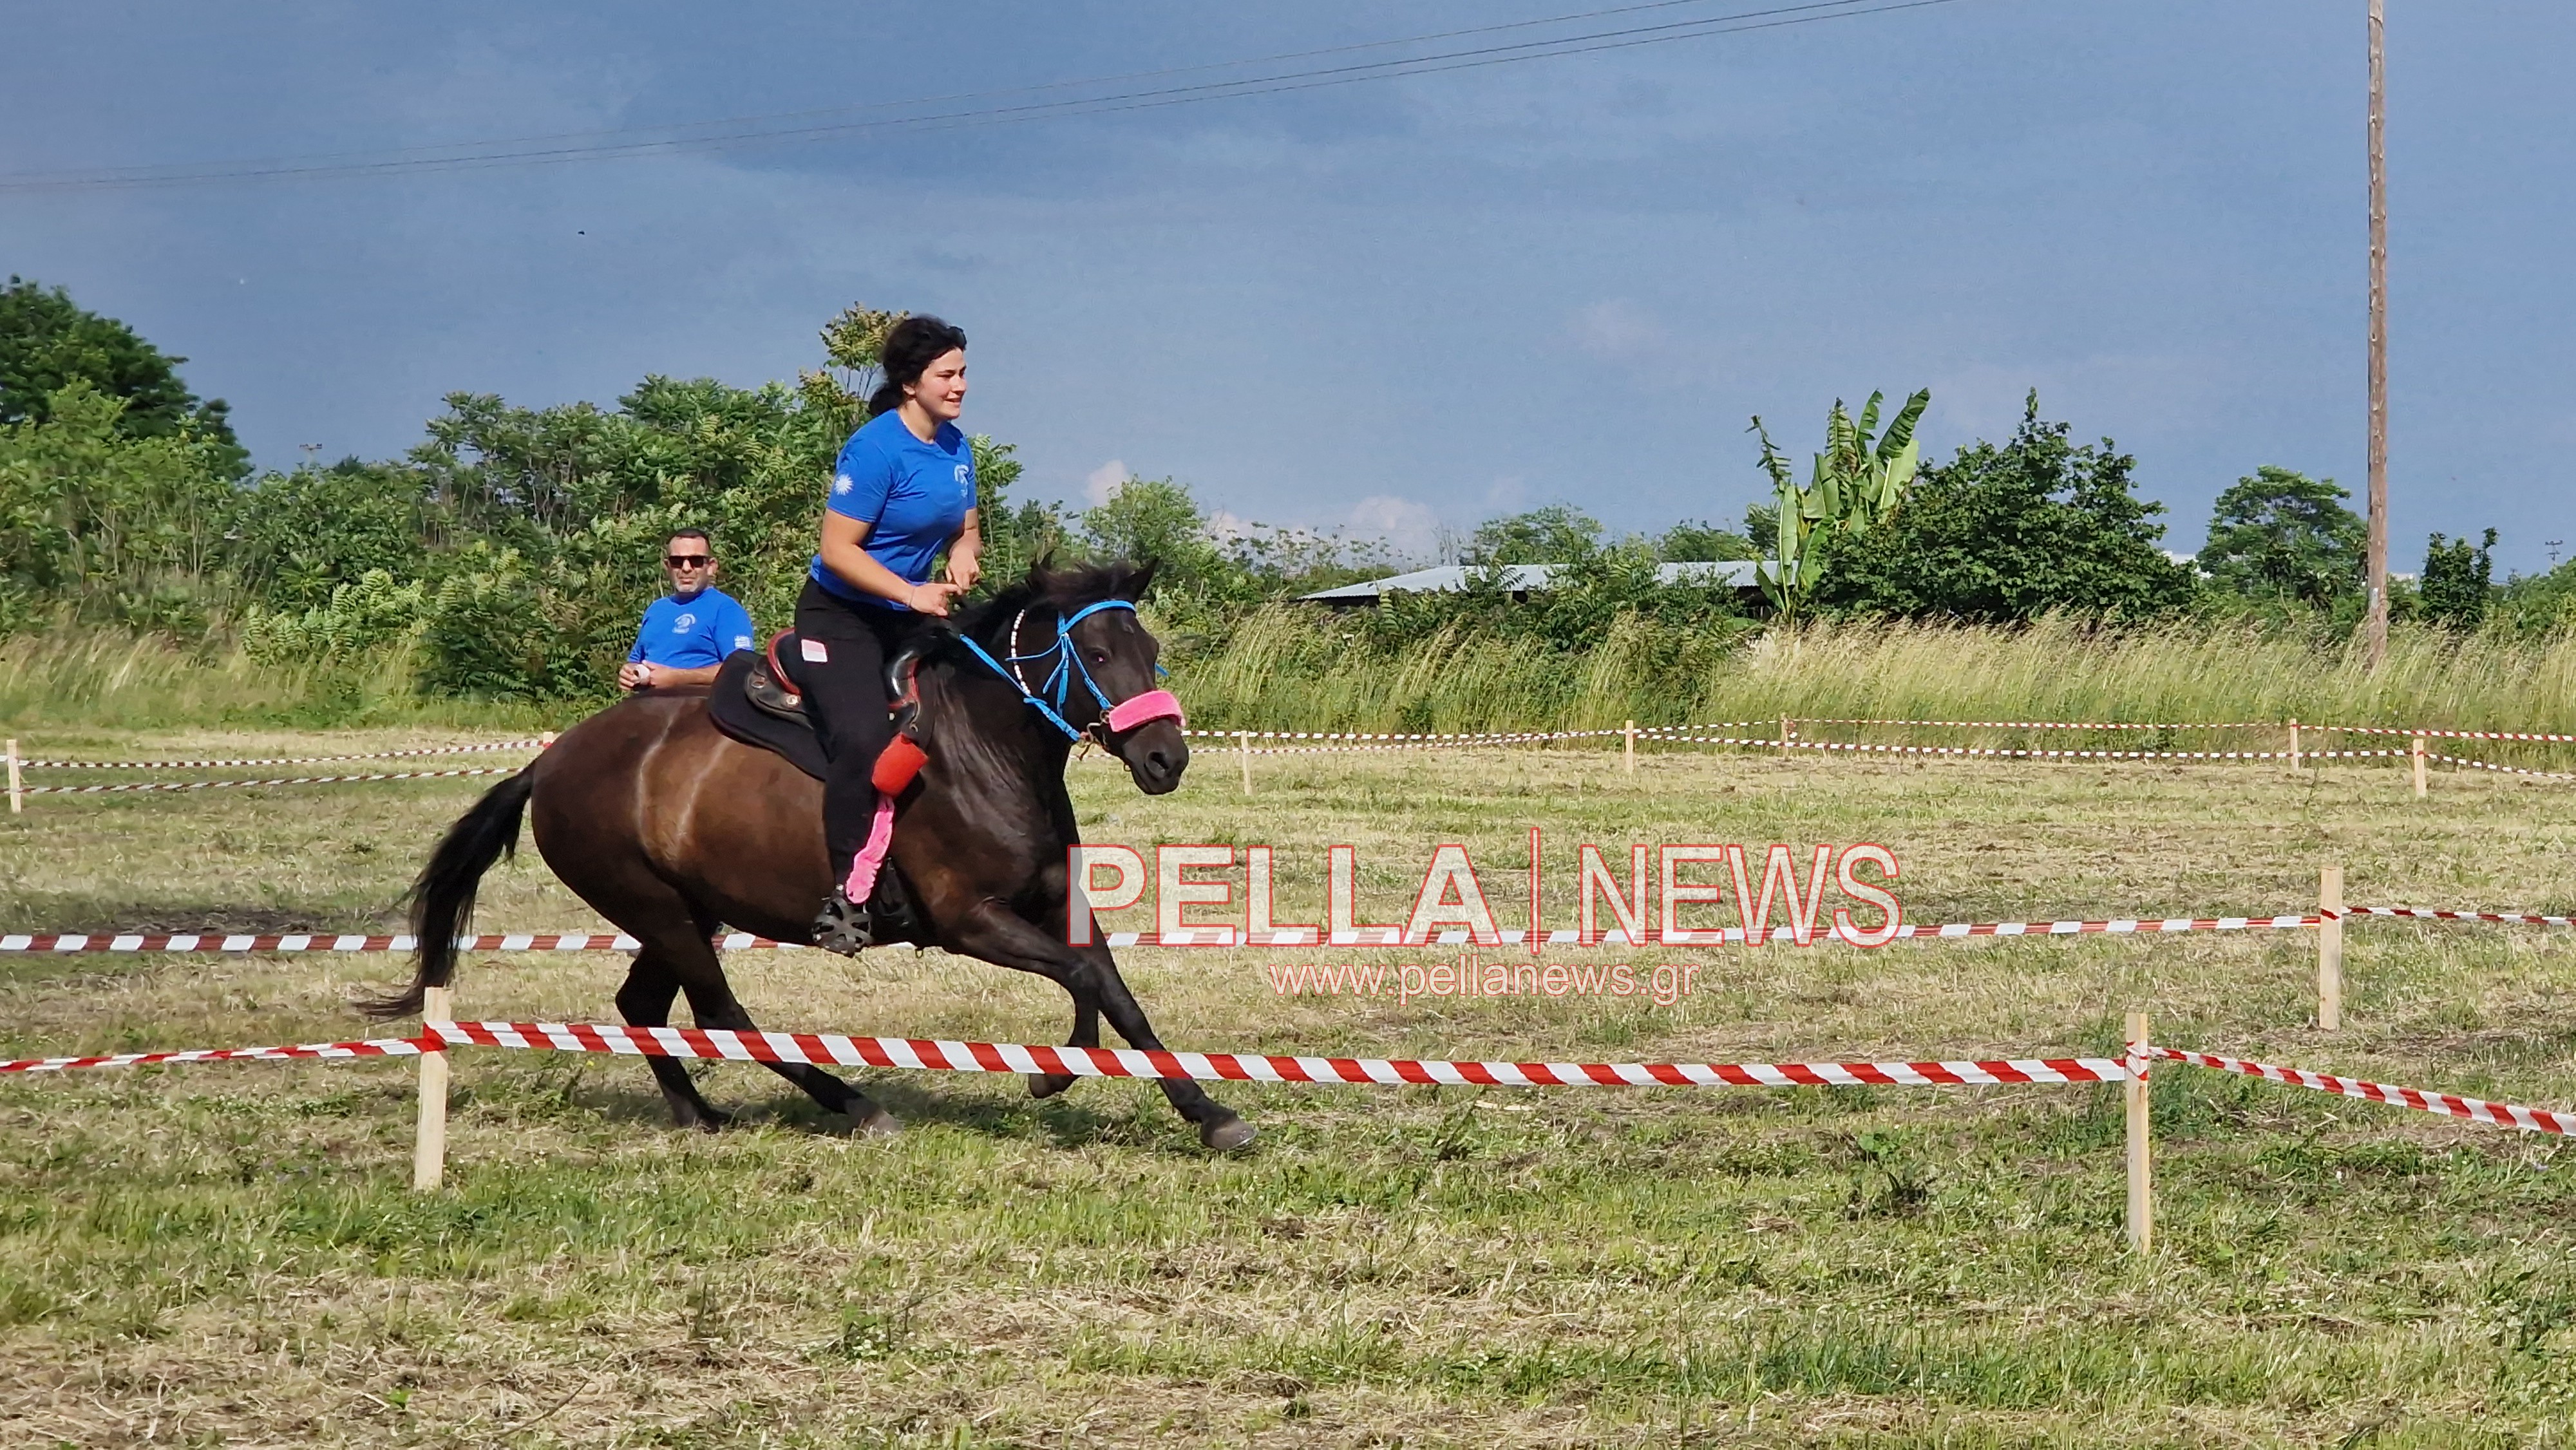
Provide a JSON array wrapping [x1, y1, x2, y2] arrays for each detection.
[[673, 613, 697, 632], [834, 475, 855, 495], [954, 464, 969, 485], [733, 634, 752, 650]]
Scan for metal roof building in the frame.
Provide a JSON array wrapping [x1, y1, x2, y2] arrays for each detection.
[[1299, 560, 1768, 607]]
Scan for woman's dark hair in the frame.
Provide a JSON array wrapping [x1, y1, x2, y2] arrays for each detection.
[[865, 314, 969, 419]]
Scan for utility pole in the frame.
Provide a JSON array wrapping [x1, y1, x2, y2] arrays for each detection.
[[2362, 0, 2391, 669]]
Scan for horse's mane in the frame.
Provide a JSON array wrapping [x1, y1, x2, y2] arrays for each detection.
[[954, 558, 1158, 650]]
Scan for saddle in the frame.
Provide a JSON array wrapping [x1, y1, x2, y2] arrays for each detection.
[[707, 632, 930, 793], [705, 633, 934, 944]]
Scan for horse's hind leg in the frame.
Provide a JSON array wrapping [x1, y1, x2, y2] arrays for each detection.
[[615, 952, 732, 1131], [661, 930, 902, 1138]]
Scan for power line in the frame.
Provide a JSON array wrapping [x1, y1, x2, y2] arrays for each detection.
[[1, 0, 1752, 185], [3, 0, 1967, 193]]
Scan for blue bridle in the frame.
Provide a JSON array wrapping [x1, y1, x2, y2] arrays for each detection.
[[957, 598, 1146, 742]]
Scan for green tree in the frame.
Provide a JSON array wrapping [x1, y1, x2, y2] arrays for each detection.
[[0, 277, 246, 478], [801, 302, 907, 437], [1081, 475, 1229, 588], [1813, 391, 2194, 622], [1463, 505, 1602, 565], [1748, 388, 1929, 623], [0, 381, 236, 635], [2420, 528, 2496, 628], [1658, 519, 1759, 561], [970, 435, 1070, 589], [2196, 467, 2363, 607], [227, 458, 431, 608]]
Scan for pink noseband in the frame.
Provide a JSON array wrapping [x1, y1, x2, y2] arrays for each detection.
[[1105, 688, 1186, 734]]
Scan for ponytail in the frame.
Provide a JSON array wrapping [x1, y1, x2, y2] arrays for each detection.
[[865, 381, 904, 419]]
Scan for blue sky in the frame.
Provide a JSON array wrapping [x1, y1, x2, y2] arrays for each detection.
[[7, 0, 2572, 572]]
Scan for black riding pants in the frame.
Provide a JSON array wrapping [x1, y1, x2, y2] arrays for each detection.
[[794, 578, 916, 891]]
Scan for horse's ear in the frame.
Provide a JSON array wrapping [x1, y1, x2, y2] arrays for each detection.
[[1124, 557, 1160, 601], [1021, 547, 1063, 597]]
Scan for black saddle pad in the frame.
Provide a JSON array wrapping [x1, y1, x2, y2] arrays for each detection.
[[708, 650, 828, 781]]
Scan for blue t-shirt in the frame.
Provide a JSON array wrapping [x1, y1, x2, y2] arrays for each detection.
[[808, 410, 976, 608], [629, 587, 756, 669]]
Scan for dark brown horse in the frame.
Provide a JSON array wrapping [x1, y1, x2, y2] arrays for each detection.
[[365, 561, 1253, 1150]]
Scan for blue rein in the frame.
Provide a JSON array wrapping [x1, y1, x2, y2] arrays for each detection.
[[957, 599, 1139, 742]]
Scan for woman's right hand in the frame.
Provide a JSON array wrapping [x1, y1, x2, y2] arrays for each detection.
[[907, 581, 967, 616]]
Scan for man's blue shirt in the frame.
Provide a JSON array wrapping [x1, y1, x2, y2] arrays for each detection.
[[808, 410, 976, 608], [629, 587, 755, 669]]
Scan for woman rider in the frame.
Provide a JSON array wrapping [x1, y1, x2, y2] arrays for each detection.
[[801, 315, 980, 954]]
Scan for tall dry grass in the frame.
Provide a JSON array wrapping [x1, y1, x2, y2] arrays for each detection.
[[0, 628, 544, 731], [1174, 607, 2576, 739], [9, 610, 2571, 744]]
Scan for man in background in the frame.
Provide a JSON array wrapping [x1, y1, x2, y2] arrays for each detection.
[[619, 528, 755, 690]]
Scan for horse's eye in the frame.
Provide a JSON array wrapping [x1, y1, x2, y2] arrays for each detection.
[[1088, 650, 1110, 666]]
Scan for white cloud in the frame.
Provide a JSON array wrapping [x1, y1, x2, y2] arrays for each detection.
[[1346, 494, 1443, 559], [1566, 299, 1669, 361], [1083, 459, 1128, 506]]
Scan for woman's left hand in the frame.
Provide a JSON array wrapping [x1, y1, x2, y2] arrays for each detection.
[[946, 550, 981, 591]]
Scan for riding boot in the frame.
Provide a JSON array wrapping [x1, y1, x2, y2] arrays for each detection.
[[813, 889, 873, 956]]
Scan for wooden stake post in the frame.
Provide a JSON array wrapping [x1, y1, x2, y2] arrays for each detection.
[[1623, 720, 1636, 776], [2287, 718, 2300, 774], [1779, 715, 1793, 760], [2126, 1010, 2153, 1254], [5, 739, 18, 814], [1235, 731, 1253, 795], [2412, 735, 2428, 797], [2318, 865, 2344, 1031], [412, 985, 451, 1192]]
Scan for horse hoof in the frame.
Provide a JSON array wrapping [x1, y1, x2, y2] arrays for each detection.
[[684, 1109, 732, 1134], [1027, 1071, 1077, 1100], [851, 1107, 904, 1138], [1200, 1116, 1256, 1152]]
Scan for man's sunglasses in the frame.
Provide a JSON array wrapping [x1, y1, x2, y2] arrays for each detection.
[[664, 554, 713, 569]]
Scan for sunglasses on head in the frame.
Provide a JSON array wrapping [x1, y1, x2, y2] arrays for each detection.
[[665, 554, 712, 569]]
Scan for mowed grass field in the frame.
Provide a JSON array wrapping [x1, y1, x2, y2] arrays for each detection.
[[6, 730, 2576, 1447]]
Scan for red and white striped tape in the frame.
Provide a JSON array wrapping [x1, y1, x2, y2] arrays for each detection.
[[19, 739, 546, 770], [2342, 905, 2576, 927], [10, 1026, 2568, 1143], [2314, 725, 2576, 743], [1624, 732, 2409, 763], [0, 931, 733, 954], [1184, 722, 1763, 742], [0, 914, 2325, 955], [0, 1035, 430, 1074], [1104, 915, 2324, 946], [2145, 1044, 2575, 1135], [1791, 716, 2277, 731], [19, 766, 524, 796], [2429, 751, 2576, 783], [431, 1021, 2129, 1088]]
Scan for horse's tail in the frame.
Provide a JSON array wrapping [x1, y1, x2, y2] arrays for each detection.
[[359, 769, 536, 1021]]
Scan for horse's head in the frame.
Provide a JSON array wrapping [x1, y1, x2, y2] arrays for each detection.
[[965, 559, 1189, 794]]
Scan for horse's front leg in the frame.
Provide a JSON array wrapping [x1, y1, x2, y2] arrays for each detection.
[[946, 903, 1253, 1151], [1028, 995, 1098, 1101]]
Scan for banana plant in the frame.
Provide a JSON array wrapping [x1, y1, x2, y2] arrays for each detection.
[[1748, 388, 1930, 625]]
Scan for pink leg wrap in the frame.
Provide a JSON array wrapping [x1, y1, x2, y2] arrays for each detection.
[[842, 796, 897, 901]]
